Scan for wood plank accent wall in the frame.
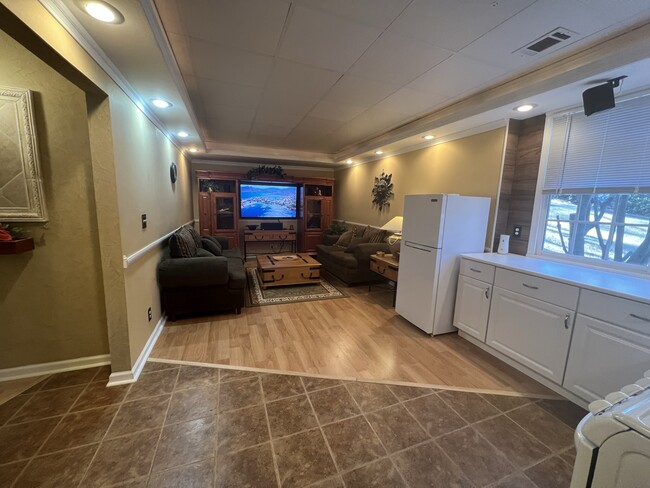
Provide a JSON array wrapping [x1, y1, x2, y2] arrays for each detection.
[[494, 115, 545, 255]]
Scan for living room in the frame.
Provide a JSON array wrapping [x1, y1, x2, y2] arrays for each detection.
[[1, 1, 650, 487]]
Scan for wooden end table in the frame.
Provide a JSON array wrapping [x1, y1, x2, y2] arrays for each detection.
[[256, 253, 322, 289], [369, 253, 399, 306]]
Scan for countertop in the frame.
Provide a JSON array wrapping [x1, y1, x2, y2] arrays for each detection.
[[461, 253, 650, 305]]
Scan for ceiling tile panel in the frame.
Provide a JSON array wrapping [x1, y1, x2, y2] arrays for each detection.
[[246, 134, 288, 147], [348, 32, 453, 86], [167, 33, 195, 77], [389, 0, 536, 52], [190, 38, 274, 87], [197, 77, 264, 110], [324, 74, 399, 107], [254, 111, 305, 128], [290, 116, 342, 136], [309, 100, 367, 122], [250, 123, 294, 138], [578, 0, 650, 25], [408, 54, 506, 97], [294, 0, 411, 29], [154, 0, 185, 35], [459, 0, 611, 70], [374, 87, 448, 116], [277, 5, 383, 72], [177, 0, 290, 55]]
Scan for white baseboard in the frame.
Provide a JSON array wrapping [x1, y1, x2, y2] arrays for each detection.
[[0, 354, 111, 382], [107, 314, 166, 387]]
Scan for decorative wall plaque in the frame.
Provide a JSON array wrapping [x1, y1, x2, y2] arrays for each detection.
[[0, 86, 47, 222]]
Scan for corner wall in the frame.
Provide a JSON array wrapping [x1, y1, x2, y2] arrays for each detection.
[[335, 128, 506, 248]]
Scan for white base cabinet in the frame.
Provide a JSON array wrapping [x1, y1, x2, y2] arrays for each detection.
[[563, 314, 650, 403], [453, 275, 492, 341], [486, 287, 574, 384]]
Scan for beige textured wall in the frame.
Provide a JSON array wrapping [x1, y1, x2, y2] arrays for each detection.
[[335, 128, 506, 247], [0, 30, 109, 368], [2, 1, 194, 371]]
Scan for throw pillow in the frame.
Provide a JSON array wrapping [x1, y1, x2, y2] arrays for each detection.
[[345, 236, 370, 253], [334, 229, 354, 248], [169, 228, 197, 258], [365, 228, 386, 243], [185, 225, 203, 248], [201, 236, 222, 256]]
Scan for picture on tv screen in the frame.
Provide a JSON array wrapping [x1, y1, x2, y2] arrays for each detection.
[[239, 182, 298, 219]]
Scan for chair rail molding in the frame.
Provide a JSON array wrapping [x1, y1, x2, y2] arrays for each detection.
[[122, 220, 194, 268]]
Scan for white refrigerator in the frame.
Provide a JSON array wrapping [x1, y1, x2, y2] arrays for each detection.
[[395, 194, 490, 335]]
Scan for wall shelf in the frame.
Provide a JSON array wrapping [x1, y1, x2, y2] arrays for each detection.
[[0, 238, 35, 255]]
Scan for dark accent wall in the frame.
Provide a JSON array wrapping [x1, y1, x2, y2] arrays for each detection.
[[494, 115, 545, 255]]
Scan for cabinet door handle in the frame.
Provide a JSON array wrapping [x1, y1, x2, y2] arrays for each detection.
[[469, 268, 482, 273], [522, 283, 539, 290], [485, 288, 490, 299], [630, 313, 650, 323], [564, 313, 570, 329]]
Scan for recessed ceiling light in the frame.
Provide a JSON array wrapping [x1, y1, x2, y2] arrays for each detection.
[[189, 148, 198, 153], [177, 131, 189, 138], [82, 1, 124, 24], [151, 98, 172, 109], [375, 150, 384, 155], [346, 159, 353, 165], [515, 103, 537, 112], [423, 135, 434, 140]]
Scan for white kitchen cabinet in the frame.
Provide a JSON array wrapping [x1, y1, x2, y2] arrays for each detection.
[[454, 275, 492, 342], [563, 314, 650, 403], [486, 287, 574, 384]]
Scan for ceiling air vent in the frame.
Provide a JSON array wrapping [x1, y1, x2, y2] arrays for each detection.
[[514, 27, 579, 57]]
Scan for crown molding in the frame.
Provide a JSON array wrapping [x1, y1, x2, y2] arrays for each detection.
[[38, 0, 186, 152], [191, 159, 335, 172], [203, 141, 336, 165]]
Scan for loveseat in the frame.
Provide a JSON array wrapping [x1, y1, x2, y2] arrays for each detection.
[[316, 223, 390, 285], [158, 226, 246, 320]]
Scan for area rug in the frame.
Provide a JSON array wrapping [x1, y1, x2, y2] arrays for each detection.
[[246, 267, 347, 306]]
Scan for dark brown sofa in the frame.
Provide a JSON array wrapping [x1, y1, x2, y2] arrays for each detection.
[[158, 233, 246, 321], [316, 224, 390, 285]]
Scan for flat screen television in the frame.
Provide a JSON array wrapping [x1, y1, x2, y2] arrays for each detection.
[[239, 181, 298, 219]]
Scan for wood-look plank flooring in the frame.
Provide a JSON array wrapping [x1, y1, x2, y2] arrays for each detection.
[[151, 284, 554, 396]]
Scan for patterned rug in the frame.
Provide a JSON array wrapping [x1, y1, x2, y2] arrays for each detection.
[[246, 267, 347, 306]]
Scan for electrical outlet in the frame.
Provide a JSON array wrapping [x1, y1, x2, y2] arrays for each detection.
[[513, 225, 522, 238], [147, 307, 152, 322], [141, 214, 147, 229]]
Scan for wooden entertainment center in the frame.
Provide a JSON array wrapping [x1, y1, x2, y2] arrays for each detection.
[[196, 170, 334, 254]]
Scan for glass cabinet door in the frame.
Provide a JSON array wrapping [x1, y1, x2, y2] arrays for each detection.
[[214, 196, 235, 230], [306, 199, 322, 230]]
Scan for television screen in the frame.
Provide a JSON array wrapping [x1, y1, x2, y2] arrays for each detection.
[[239, 182, 298, 219]]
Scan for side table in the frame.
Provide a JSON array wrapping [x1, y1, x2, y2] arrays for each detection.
[[369, 253, 399, 307]]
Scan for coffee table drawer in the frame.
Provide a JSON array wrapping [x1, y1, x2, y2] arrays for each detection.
[[370, 259, 398, 282], [258, 266, 321, 287]]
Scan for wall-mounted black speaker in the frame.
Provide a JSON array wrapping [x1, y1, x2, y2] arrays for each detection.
[[582, 83, 615, 116], [582, 76, 627, 116]]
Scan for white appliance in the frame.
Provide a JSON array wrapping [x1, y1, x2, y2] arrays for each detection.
[[572, 370, 650, 488], [395, 194, 490, 335]]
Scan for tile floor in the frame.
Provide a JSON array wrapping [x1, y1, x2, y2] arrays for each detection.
[[0, 362, 586, 487]]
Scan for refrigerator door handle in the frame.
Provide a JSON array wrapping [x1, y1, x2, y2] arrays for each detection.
[[403, 241, 434, 252]]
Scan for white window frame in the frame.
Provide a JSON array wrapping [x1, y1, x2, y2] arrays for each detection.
[[528, 97, 650, 277]]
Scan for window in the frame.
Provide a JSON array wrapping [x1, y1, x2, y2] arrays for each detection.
[[535, 93, 650, 273]]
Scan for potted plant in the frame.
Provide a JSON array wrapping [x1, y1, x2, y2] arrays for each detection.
[[325, 220, 347, 236], [0, 223, 34, 254]]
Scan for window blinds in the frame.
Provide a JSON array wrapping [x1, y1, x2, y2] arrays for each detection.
[[543, 93, 650, 194]]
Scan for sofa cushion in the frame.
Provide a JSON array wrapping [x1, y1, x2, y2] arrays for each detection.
[[226, 258, 247, 289], [169, 228, 197, 258], [345, 236, 370, 253], [365, 228, 386, 243], [201, 237, 222, 256], [195, 248, 214, 258], [185, 225, 203, 248], [334, 229, 354, 248]]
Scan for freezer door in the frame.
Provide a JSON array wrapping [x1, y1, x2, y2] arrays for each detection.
[[395, 241, 440, 335], [402, 195, 445, 249]]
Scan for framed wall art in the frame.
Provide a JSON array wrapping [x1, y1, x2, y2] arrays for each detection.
[[0, 86, 47, 222]]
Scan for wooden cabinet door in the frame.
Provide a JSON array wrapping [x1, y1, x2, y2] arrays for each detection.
[[563, 314, 650, 402], [486, 287, 573, 384], [304, 233, 322, 253], [322, 198, 333, 230], [453, 275, 492, 342], [198, 192, 212, 235]]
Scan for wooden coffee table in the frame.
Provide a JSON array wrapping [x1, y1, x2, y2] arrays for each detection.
[[256, 253, 322, 288]]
